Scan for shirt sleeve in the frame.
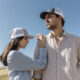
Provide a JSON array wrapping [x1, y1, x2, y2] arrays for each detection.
[[33, 41, 43, 78], [7, 48, 47, 71], [77, 37, 80, 62], [34, 41, 40, 58]]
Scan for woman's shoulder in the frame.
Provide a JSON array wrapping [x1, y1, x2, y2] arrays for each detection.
[[7, 50, 22, 58]]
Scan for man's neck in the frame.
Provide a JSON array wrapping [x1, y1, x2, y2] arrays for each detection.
[[51, 28, 64, 45], [51, 28, 64, 38]]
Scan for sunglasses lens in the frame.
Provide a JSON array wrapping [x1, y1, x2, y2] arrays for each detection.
[[24, 37, 28, 40]]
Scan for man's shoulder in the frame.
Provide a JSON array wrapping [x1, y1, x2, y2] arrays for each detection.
[[45, 32, 51, 38], [45, 31, 80, 40], [65, 32, 80, 40]]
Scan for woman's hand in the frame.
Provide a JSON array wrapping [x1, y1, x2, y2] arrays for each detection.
[[34, 78, 41, 80], [37, 34, 46, 48]]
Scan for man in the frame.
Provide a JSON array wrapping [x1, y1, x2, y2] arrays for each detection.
[[33, 8, 80, 80]]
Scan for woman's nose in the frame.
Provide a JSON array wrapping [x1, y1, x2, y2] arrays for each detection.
[[26, 39, 29, 44]]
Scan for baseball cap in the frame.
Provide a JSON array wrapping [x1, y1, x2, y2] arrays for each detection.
[[10, 28, 34, 39], [40, 8, 64, 19]]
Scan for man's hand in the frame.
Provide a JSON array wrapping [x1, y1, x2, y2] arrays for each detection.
[[37, 34, 46, 48]]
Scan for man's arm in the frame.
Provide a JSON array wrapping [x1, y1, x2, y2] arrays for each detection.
[[33, 41, 42, 80], [33, 34, 47, 80], [77, 38, 80, 66], [33, 71, 42, 80]]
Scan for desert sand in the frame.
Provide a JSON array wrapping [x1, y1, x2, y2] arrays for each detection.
[[0, 67, 9, 80], [0, 67, 34, 80]]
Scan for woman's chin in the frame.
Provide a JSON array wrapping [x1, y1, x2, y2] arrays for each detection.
[[22, 46, 27, 49]]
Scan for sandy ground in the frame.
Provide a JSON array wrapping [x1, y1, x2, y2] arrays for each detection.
[[0, 68, 9, 80], [0, 68, 34, 80]]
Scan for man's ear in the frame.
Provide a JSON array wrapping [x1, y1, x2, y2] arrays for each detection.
[[58, 16, 62, 23], [59, 16, 62, 20]]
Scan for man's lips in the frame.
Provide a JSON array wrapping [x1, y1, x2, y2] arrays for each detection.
[[46, 22, 50, 26]]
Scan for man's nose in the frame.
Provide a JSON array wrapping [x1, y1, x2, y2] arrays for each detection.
[[45, 17, 49, 22]]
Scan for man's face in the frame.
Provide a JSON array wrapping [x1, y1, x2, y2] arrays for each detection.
[[44, 13, 59, 30]]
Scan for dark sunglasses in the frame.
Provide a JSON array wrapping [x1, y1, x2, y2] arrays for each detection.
[[24, 37, 28, 40]]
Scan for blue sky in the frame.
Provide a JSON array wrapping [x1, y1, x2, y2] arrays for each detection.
[[0, 0, 80, 66]]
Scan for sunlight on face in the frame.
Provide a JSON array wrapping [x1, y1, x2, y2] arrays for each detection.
[[45, 13, 59, 30], [18, 37, 29, 49]]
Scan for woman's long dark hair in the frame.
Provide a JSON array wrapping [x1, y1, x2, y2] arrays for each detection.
[[0, 37, 24, 66]]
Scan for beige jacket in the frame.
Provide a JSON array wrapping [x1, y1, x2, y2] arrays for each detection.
[[33, 32, 80, 80]]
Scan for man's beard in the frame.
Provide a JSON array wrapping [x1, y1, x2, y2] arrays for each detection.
[[47, 25, 56, 30]]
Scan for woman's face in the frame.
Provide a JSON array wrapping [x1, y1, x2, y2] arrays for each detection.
[[18, 37, 29, 49]]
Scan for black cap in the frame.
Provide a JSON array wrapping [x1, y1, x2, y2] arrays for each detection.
[[40, 8, 55, 19]]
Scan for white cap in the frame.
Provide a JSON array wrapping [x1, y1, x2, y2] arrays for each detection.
[[10, 28, 34, 39], [54, 8, 64, 18], [40, 8, 64, 19]]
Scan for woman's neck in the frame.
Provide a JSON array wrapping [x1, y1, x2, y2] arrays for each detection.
[[17, 47, 20, 51]]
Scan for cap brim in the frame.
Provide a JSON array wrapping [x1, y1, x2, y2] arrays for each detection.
[[26, 35, 34, 39], [40, 12, 50, 19]]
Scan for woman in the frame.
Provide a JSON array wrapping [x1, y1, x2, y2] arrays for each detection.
[[0, 28, 47, 80]]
